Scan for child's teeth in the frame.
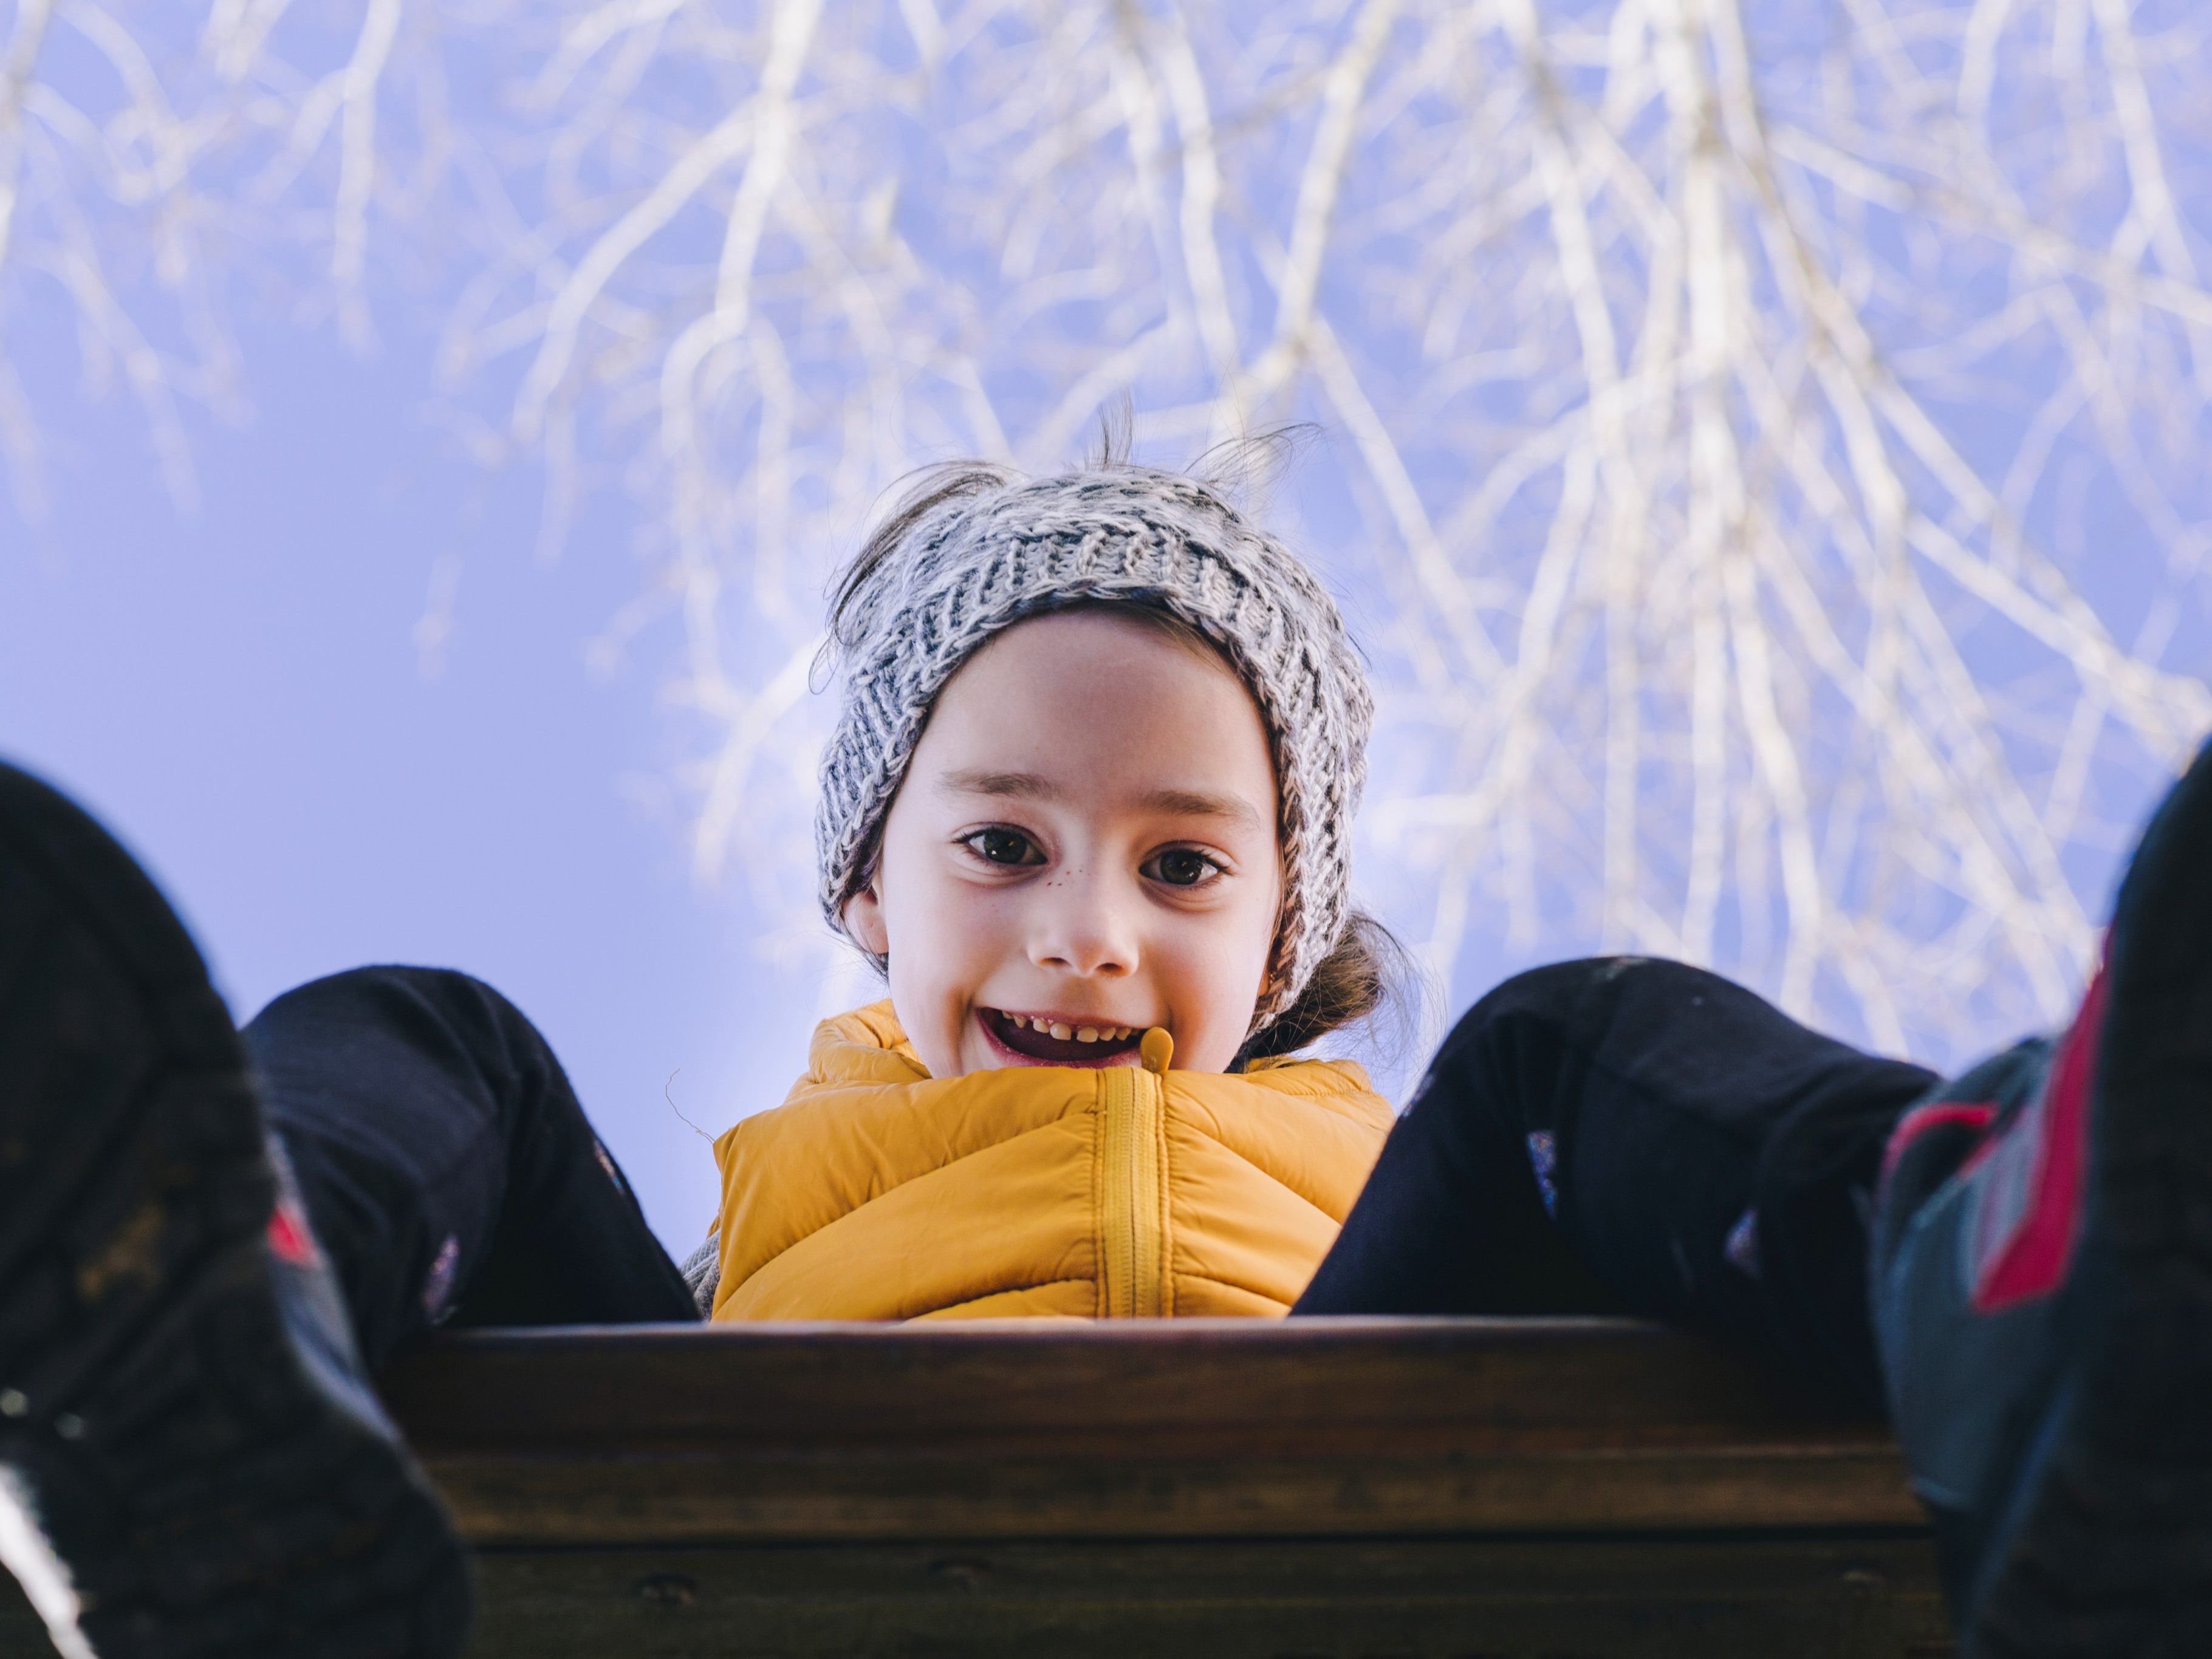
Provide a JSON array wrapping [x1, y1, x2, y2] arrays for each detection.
[[1011, 1014, 1138, 1044]]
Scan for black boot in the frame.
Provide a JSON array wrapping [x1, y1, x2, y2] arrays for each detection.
[[0, 761, 471, 1658], [1296, 953, 1937, 1412], [1873, 737, 2212, 1655]]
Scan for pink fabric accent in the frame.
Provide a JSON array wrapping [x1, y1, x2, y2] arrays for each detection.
[[1971, 963, 2109, 1313], [266, 1197, 321, 1268], [1880, 1100, 1998, 1182]]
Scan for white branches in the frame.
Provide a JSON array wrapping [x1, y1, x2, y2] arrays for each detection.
[[329, 0, 2212, 1058], [512, 97, 756, 439], [6, 0, 2208, 1067], [330, 0, 402, 343], [0, 0, 257, 515], [0, 0, 58, 274]]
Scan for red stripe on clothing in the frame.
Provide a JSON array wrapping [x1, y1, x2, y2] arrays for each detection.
[[266, 1199, 321, 1268], [1971, 964, 2108, 1313], [1880, 1100, 1998, 1181]]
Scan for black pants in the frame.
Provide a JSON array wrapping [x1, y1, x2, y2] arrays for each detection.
[[257, 959, 1934, 1405], [1296, 957, 1939, 1412], [244, 966, 698, 1372]]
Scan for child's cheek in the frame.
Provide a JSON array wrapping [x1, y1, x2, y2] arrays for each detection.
[[926, 883, 999, 1078]]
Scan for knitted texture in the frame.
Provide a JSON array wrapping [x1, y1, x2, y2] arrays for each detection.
[[679, 1232, 720, 1316], [817, 467, 1374, 1028]]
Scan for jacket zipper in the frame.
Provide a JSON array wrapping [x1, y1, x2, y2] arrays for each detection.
[[1098, 1062, 1166, 1317]]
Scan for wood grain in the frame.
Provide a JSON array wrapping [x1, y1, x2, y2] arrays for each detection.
[[448, 1533, 1954, 1659], [0, 1321, 1948, 1658], [0, 1533, 1956, 1659], [377, 1317, 1926, 1545]]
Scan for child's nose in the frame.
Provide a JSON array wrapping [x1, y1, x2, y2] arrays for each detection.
[[1030, 869, 1138, 977]]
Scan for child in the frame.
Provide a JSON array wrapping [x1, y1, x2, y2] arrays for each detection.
[[0, 456, 2204, 1659], [697, 462, 1396, 1321]]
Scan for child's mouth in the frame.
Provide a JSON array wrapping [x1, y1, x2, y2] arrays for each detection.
[[981, 1008, 1145, 1067]]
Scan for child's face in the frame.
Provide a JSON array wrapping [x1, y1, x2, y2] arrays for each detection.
[[843, 609, 1282, 1077]]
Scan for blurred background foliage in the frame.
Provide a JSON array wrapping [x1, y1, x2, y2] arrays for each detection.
[[5, 0, 2211, 1070]]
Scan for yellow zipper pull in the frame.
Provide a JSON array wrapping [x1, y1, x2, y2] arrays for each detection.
[[1140, 1027, 1173, 1075]]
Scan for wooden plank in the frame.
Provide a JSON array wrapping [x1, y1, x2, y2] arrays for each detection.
[[0, 1534, 1957, 1659], [0, 1321, 1951, 1657], [377, 1318, 1926, 1545], [383, 1318, 1882, 1452], [409, 1443, 1922, 1545], [402, 1534, 1959, 1659]]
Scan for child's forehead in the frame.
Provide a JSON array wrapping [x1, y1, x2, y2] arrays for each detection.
[[917, 611, 1279, 804], [943, 607, 1258, 721]]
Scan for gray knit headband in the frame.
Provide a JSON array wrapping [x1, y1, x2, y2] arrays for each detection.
[[815, 465, 1374, 1030]]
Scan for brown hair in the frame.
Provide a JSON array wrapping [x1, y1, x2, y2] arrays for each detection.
[[1235, 909, 1409, 1069]]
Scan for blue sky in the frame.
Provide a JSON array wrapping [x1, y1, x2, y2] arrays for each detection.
[[0, 313, 821, 1252], [7, 1, 2207, 1254], [0, 238, 2188, 1260]]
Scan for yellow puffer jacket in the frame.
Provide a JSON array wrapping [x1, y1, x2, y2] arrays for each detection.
[[710, 1001, 1394, 1321]]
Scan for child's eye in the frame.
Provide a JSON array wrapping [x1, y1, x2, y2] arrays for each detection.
[[962, 827, 1046, 867], [1144, 847, 1222, 888]]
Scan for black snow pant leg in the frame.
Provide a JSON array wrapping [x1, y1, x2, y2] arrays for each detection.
[[240, 965, 700, 1372], [1295, 957, 1940, 1412]]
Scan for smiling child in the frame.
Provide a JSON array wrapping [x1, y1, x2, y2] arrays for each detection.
[[699, 463, 1398, 1321]]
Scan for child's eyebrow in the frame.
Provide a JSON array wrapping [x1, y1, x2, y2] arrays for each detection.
[[939, 768, 1063, 801], [1142, 787, 1265, 828], [937, 770, 1263, 829]]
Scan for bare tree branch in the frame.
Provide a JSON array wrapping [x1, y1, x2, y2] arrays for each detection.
[[7, 0, 2209, 1069]]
